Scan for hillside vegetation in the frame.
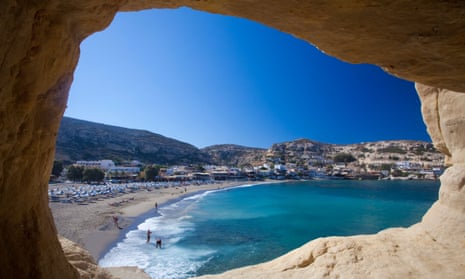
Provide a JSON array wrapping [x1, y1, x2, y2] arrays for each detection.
[[56, 117, 443, 168]]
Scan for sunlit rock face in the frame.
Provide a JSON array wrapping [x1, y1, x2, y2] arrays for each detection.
[[59, 236, 150, 279], [1, 1, 464, 278]]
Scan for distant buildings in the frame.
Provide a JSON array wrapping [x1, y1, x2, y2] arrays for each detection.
[[75, 160, 115, 170], [66, 140, 445, 183], [71, 160, 140, 182]]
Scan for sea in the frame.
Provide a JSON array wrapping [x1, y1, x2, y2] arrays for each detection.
[[98, 179, 439, 279]]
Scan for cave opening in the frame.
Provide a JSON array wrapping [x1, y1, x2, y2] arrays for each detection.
[[4, 2, 464, 279], [51, 7, 442, 278]]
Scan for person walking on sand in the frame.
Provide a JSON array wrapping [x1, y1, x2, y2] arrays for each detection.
[[146, 229, 152, 243], [112, 216, 122, 230], [156, 238, 162, 248], [155, 202, 158, 211]]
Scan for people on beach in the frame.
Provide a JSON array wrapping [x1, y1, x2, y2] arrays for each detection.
[[146, 229, 152, 243], [112, 216, 122, 230], [156, 238, 162, 248], [49, 181, 245, 260]]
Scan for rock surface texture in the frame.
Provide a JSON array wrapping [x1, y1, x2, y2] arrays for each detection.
[[59, 236, 150, 279], [1, 1, 464, 278]]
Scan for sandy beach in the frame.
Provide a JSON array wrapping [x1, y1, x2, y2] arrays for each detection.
[[49, 180, 253, 261]]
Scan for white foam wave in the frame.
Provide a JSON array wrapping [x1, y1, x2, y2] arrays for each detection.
[[182, 191, 212, 201], [182, 183, 258, 202], [100, 197, 214, 278], [178, 215, 192, 221], [100, 230, 215, 279], [99, 184, 262, 278]]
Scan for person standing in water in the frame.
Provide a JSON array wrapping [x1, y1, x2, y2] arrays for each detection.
[[146, 229, 152, 243], [156, 238, 162, 248]]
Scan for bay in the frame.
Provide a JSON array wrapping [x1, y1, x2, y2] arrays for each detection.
[[99, 180, 439, 279]]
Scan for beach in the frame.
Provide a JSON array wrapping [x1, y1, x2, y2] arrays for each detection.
[[49, 180, 250, 261], [49, 179, 440, 278]]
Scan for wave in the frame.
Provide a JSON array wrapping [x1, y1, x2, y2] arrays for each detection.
[[100, 204, 215, 278], [99, 182, 264, 278], [182, 183, 258, 202], [100, 239, 215, 279]]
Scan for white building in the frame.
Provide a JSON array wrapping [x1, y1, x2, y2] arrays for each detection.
[[274, 164, 287, 172], [75, 160, 115, 170], [108, 166, 140, 174]]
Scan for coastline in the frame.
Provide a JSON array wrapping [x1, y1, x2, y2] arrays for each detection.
[[49, 180, 265, 261]]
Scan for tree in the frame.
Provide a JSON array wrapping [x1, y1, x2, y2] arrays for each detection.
[[82, 168, 105, 183], [67, 165, 84, 182], [51, 161, 64, 177], [333, 153, 356, 163], [391, 169, 407, 177], [381, 164, 394, 171], [144, 165, 160, 181], [193, 164, 205, 172]]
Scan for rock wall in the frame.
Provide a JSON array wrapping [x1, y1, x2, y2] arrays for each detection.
[[1, 1, 464, 278], [417, 84, 465, 246], [59, 236, 150, 279]]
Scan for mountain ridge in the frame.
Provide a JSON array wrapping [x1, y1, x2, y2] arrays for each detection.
[[55, 117, 211, 165], [56, 117, 441, 167]]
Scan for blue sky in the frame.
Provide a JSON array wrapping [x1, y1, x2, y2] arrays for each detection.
[[66, 7, 430, 149]]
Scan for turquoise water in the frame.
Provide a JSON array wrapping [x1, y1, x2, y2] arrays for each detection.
[[99, 180, 439, 278]]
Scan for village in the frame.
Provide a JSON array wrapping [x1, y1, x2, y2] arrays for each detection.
[[52, 140, 445, 184]]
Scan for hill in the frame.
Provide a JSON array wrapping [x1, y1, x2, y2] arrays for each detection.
[[55, 117, 443, 168], [55, 117, 211, 165], [264, 138, 443, 169], [265, 138, 333, 164], [201, 144, 267, 167]]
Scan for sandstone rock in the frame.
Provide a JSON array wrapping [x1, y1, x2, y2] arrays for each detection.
[[60, 236, 115, 279], [196, 225, 463, 279], [1, 1, 465, 278], [104, 267, 152, 279], [60, 236, 150, 279]]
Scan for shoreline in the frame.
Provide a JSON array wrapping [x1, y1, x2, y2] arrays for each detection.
[[49, 180, 269, 261]]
